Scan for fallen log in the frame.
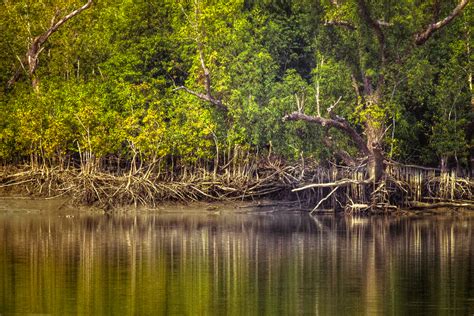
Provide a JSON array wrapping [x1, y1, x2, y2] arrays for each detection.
[[409, 201, 474, 210], [292, 179, 372, 192]]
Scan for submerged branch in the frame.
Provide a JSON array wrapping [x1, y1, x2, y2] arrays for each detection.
[[311, 186, 340, 214]]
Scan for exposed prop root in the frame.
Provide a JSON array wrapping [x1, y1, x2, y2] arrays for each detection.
[[0, 161, 298, 209], [1, 159, 472, 213]]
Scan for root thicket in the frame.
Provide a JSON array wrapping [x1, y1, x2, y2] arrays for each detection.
[[0, 160, 298, 209], [1, 159, 472, 212]]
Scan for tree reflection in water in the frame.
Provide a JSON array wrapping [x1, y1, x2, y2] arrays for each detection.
[[0, 211, 473, 315]]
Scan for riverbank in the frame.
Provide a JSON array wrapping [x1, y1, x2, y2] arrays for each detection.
[[0, 195, 308, 217], [1, 163, 473, 212], [0, 163, 296, 209], [2, 195, 474, 220]]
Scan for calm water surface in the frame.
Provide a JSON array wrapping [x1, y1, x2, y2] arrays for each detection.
[[0, 202, 473, 315]]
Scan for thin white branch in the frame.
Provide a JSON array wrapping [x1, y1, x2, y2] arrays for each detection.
[[311, 186, 340, 214], [292, 178, 371, 192]]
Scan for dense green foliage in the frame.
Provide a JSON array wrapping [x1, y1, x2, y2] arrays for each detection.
[[0, 0, 472, 171]]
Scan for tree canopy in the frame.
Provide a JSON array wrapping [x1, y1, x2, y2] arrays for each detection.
[[0, 0, 472, 172]]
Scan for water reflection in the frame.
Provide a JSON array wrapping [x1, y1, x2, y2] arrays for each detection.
[[0, 211, 473, 315]]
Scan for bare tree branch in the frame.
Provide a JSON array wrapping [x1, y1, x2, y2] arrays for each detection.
[[284, 96, 369, 163], [293, 178, 372, 191], [7, 0, 93, 90], [174, 86, 226, 111], [326, 96, 342, 118], [174, 0, 226, 111], [283, 112, 370, 157], [324, 19, 391, 31], [376, 20, 393, 27], [415, 0, 469, 45], [197, 41, 212, 100], [324, 20, 356, 31], [43, 1, 92, 40], [311, 185, 340, 213]]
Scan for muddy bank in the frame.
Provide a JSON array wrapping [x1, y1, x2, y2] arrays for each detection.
[[1, 164, 473, 213], [0, 195, 305, 216]]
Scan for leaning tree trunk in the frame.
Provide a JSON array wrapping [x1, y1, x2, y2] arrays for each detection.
[[7, 0, 93, 91]]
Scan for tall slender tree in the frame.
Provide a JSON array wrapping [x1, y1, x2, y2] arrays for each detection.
[[7, 0, 93, 91]]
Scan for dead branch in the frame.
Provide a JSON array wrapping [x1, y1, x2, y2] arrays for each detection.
[[324, 20, 356, 31], [311, 186, 340, 214], [326, 96, 342, 118], [415, 0, 469, 45], [292, 178, 372, 192], [346, 203, 370, 211], [295, 93, 305, 113], [283, 112, 370, 157], [7, 0, 93, 90], [324, 19, 390, 31], [376, 20, 393, 27], [409, 201, 474, 210], [173, 86, 225, 110], [385, 160, 441, 171], [198, 41, 212, 100], [174, 1, 226, 111]]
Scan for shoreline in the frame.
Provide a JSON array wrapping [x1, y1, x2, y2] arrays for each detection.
[[0, 195, 472, 217], [1, 164, 473, 213], [0, 194, 303, 215]]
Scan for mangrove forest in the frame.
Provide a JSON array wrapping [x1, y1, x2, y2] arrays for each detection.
[[0, 0, 473, 211]]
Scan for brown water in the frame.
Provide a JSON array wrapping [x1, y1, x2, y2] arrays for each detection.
[[0, 202, 473, 315]]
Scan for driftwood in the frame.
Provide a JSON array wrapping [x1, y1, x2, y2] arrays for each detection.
[[292, 179, 371, 191], [409, 201, 474, 210]]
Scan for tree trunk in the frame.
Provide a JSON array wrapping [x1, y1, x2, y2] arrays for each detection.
[[440, 155, 448, 172], [6, 0, 93, 91], [363, 96, 387, 207], [365, 123, 384, 183]]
